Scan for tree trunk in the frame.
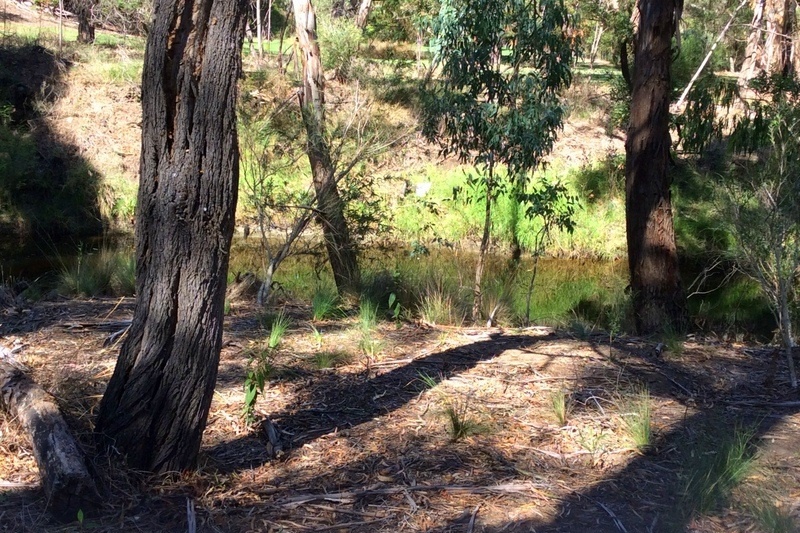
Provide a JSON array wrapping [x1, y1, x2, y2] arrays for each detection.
[[95, 0, 247, 473], [472, 172, 494, 324], [256, 0, 263, 59], [0, 360, 98, 521], [293, 0, 360, 298], [77, 7, 94, 44], [354, 0, 372, 30], [625, 0, 686, 335], [741, 0, 796, 81]]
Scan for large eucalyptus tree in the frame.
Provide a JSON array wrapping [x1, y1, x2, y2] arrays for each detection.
[[95, 0, 248, 472]]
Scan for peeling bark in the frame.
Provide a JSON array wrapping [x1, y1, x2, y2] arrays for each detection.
[[293, 0, 360, 297]]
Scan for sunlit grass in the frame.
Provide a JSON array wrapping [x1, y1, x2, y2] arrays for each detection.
[[618, 387, 652, 452]]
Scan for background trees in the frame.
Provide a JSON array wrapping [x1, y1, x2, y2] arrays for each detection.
[[95, 0, 248, 472], [423, 0, 576, 323]]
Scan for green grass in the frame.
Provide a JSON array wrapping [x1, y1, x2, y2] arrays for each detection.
[[57, 247, 135, 297], [312, 350, 351, 369], [680, 424, 757, 516], [417, 282, 466, 326], [266, 310, 291, 350], [550, 388, 572, 427], [417, 370, 439, 390], [311, 285, 341, 321], [747, 496, 798, 533], [444, 400, 486, 441], [619, 388, 653, 452]]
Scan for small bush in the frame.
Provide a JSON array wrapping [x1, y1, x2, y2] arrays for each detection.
[[319, 17, 363, 81]]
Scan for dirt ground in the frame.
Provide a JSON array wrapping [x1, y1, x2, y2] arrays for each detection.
[[1, 295, 799, 533]]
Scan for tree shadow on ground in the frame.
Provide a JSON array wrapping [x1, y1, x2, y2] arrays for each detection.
[[207, 332, 548, 471], [428, 339, 800, 532], [0, 36, 103, 242]]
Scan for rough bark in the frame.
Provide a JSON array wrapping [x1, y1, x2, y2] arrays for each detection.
[[0, 360, 97, 521], [293, 0, 360, 297], [625, 0, 687, 335], [95, 0, 247, 473]]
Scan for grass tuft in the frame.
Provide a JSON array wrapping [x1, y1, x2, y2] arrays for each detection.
[[681, 424, 757, 515], [417, 370, 439, 390], [550, 388, 572, 427], [418, 283, 465, 326], [267, 310, 291, 350], [312, 350, 351, 369], [444, 400, 486, 441], [311, 285, 341, 321], [748, 496, 797, 533], [619, 387, 653, 452]]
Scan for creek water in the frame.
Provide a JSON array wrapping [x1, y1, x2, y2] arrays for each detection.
[[0, 235, 774, 339]]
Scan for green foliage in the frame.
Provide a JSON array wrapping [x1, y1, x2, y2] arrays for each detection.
[[243, 347, 274, 423], [424, 0, 575, 179], [319, 17, 364, 81], [720, 77, 800, 383]]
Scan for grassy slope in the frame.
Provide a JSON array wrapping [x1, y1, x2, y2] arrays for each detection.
[[0, 7, 632, 257]]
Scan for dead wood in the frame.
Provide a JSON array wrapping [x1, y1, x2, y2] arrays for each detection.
[[0, 359, 98, 521]]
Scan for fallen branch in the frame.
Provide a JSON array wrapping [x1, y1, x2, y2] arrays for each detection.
[[277, 482, 539, 508], [0, 360, 98, 521]]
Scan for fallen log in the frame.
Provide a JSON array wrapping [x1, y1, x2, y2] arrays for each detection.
[[0, 359, 98, 521]]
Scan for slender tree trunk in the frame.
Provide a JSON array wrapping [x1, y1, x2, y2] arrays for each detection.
[[472, 169, 494, 324], [625, 0, 686, 335], [95, 0, 247, 473], [293, 0, 360, 297], [77, 6, 95, 44], [256, 0, 263, 59], [777, 247, 798, 387], [354, 0, 372, 30]]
